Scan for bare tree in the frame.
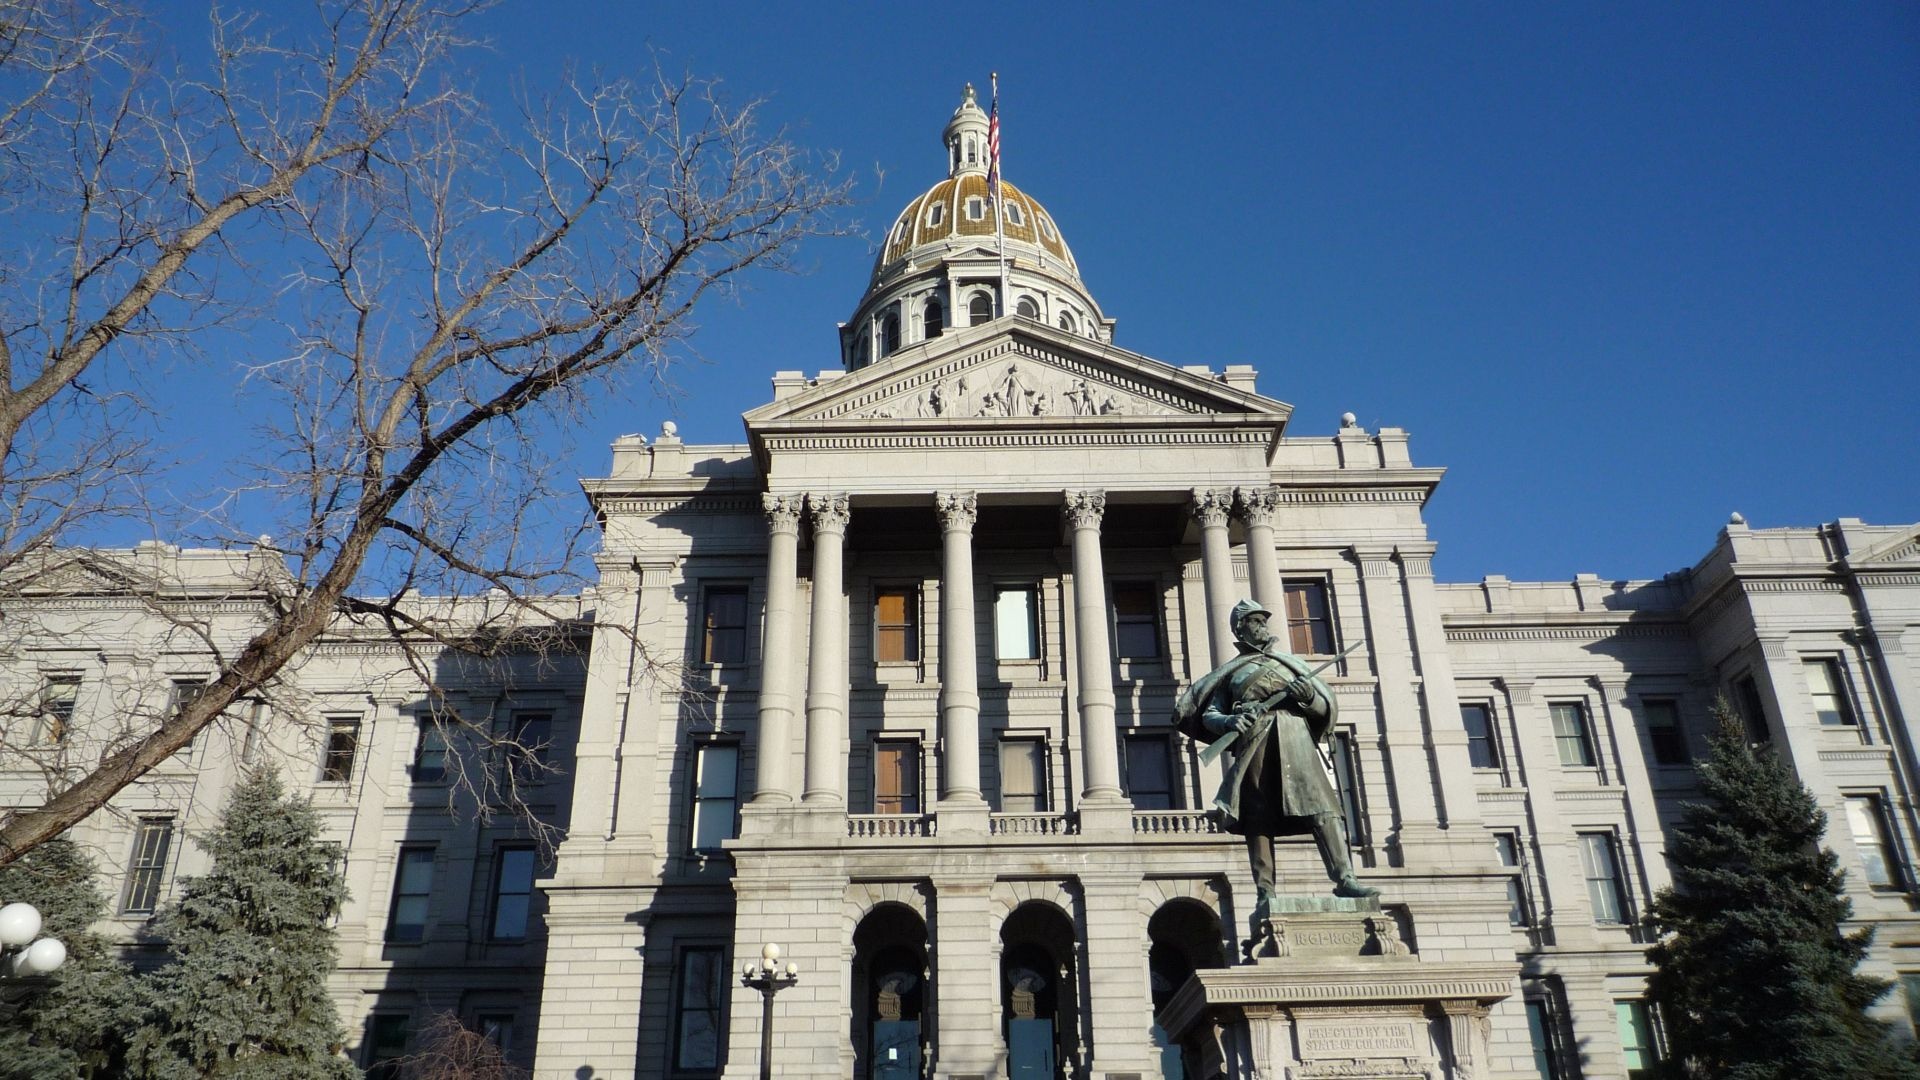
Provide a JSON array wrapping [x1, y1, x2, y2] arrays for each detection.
[[0, 0, 849, 863], [392, 1011, 528, 1080]]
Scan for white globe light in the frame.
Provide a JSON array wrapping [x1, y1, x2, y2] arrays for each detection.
[[14, 936, 66, 976], [0, 902, 41, 948], [761, 942, 780, 964], [784, 962, 799, 977], [743, 962, 757, 979]]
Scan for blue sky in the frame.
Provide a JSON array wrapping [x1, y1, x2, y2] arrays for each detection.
[[148, 3, 1920, 584]]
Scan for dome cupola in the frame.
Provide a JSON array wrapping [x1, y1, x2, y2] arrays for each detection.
[[839, 85, 1113, 371]]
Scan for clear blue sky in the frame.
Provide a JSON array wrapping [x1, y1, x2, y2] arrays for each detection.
[[163, 3, 1920, 584]]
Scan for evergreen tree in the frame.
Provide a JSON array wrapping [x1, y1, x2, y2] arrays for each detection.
[[0, 838, 136, 1078], [1645, 699, 1920, 1079], [125, 767, 357, 1080]]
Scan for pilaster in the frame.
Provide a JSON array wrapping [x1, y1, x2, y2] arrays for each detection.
[[1352, 546, 1444, 858]]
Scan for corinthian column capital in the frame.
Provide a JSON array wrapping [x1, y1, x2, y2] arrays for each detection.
[[762, 493, 805, 534], [1189, 487, 1233, 528], [934, 491, 978, 533], [1062, 490, 1106, 530], [807, 492, 851, 534], [1235, 485, 1282, 526]]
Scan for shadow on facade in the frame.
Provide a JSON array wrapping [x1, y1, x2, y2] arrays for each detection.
[[355, 631, 586, 1076]]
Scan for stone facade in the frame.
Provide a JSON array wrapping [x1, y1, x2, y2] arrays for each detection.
[[3, 91, 1918, 1080]]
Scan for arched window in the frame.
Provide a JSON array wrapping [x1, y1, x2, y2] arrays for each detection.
[[1057, 311, 1076, 332], [966, 138, 977, 165], [923, 298, 944, 339], [969, 293, 993, 326], [880, 311, 901, 357], [1015, 297, 1039, 320]]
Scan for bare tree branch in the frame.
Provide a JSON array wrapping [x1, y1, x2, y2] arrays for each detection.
[[0, 0, 850, 864]]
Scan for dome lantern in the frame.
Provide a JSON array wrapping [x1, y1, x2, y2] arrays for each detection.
[[943, 83, 990, 178]]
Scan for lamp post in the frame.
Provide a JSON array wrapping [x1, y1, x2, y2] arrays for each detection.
[[0, 901, 67, 1020], [740, 941, 799, 1080]]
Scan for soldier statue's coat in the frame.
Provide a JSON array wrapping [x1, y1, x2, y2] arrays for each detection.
[[1173, 633, 1341, 835]]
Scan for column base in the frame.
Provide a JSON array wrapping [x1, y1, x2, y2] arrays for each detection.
[[1077, 795, 1136, 836], [936, 795, 992, 836]]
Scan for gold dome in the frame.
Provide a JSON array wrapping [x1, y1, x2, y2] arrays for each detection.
[[874, 174, 1078, 279]]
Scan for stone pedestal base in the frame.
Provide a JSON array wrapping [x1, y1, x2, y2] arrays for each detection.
[[1161, 899, 1515, 1079]]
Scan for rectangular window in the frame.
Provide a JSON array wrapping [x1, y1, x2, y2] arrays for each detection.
[[702, 585, 749, 665], [994, 585, 1040, 661], [1461, 703, 1499, 769], [1617, 1000, 1661, 1079], [489, 845, 537, 941], [1578, 832, 1628, 924], [1125, 733, 1179, 811], [34, 675, 80, 745], [120, 817, 174, 915], [1550, 702, 1595, 768], [998, 737, 1048, 813], [1111, 582, 1161, 660], [500, 711, 553, 783], [412, 718, 448, 783], [476, 1013, 515, 1054], [874, 587, 920, 663], [1331, 729, 1365, 846], [387, 846, 435, 942], [874, 740, 922, 815], [1495, 832, 1530, 926], [1734, 675, 1770, 742], [1525, 998, 1562, 1080], [672, 946, 726, 1072], [689, 742, 740, 853], [321, 717, 360, 782], [1643, 699, 1688, 765], [1806, 658, 1856, 726], [1845, 795, 1901, 890], [1284, 581, 1335, 656], [169, 678, 207, 751], [363, 1013, 411, 1079]]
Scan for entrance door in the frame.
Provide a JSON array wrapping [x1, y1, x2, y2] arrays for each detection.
[[1008, 1017, 1056, 1080], [871, 1019, 921, 1080]]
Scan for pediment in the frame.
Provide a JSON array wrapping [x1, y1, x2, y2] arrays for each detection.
[[1854, 524, 1920, 566], [3, 550, 145, 595], [747, 322, 1288, 427]]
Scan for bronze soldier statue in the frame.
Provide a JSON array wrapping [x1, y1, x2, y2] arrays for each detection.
[[1175, 598, 1378, 927]]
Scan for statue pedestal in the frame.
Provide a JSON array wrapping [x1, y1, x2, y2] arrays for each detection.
[[1160, 900, 1515, 1079]]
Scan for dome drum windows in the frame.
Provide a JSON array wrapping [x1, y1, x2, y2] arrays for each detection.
[[1057, 311, 1076, 333], [968, 293, 993, 326], [1015, 297, 1039, 320], [922, 298, 944, 339], [880, 308, 901, 357]]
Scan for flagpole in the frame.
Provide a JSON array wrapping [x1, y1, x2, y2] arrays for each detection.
[[991, 72, 1008, 318]]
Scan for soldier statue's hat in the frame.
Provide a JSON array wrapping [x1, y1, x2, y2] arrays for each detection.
[[1230, 598, 1272, 636]]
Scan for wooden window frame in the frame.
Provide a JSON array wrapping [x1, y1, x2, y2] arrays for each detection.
[[873, 585, 921, 665], [688, 739, 741, 855], [120, 816, 175, 915], [872, 738, 924, 816], [700, 584, 750, 667], [1283, 580, 1336, 657]]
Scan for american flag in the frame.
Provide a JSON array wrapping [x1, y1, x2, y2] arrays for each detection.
[[987, 75, 1001, 204]]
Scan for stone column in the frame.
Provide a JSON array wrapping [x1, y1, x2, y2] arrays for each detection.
[[1065, 490, 1126, 808], [1235, 485, 1285, 611], [751, 493, 804, 803], [936, 491, 987, 809], [1191, 488, 1238, 668], [802, 493, 850, 805]]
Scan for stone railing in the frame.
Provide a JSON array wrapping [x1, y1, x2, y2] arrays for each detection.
[[989, 812, 1072, 836], [847, 814, 933, 839], [1131, 810, 1222, 836]]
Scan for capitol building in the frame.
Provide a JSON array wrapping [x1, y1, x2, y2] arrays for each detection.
[[6, 88, 1919, 1080]]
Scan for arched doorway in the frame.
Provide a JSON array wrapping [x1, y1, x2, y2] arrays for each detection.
[[1147, 900, 1226, 1079], [1001, 902, 1080, 1080], [852, 903, 928, 1080]]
